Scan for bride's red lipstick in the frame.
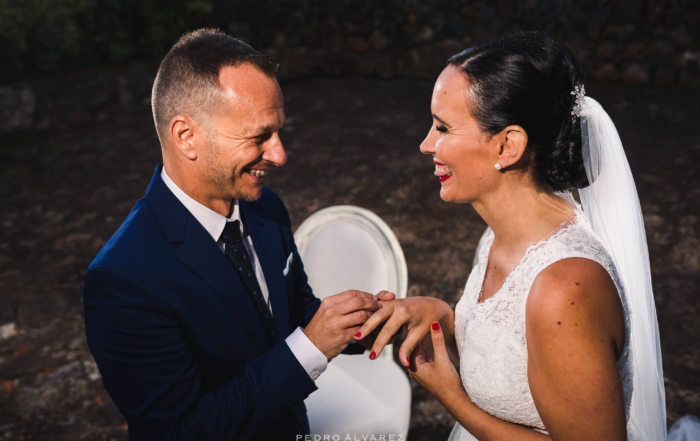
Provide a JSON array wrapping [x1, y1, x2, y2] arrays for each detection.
[[434, 159, 453, 182]]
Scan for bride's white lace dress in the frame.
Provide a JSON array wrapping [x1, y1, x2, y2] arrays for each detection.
[[448, 193, 635, 440]]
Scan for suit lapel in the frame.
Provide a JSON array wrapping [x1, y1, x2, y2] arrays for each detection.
[[176, 212, 271, 351], [146, 163, 290, 348], [240, 201, 292, 339]]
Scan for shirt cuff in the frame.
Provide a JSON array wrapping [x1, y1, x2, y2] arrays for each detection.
[[285, 326, 328, 381]]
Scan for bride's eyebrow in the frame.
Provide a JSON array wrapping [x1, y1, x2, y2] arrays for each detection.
[[432, 114, 451, 127]]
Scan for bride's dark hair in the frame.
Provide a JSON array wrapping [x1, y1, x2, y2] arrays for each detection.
[[448, 31, 589, 191]]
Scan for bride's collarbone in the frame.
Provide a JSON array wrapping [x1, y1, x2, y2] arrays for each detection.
[[478, 246, 525, 303], [479, 209, 579, 303]]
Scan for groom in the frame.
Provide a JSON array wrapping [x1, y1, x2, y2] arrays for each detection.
[[83, 29, 392, 440]]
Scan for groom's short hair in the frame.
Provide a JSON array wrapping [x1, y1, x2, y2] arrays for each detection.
[[151, 28, 278, 142]]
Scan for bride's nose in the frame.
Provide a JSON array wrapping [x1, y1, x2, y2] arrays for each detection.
[[420, 126, 437, 155]]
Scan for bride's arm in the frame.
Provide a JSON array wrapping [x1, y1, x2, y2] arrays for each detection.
[[355, 296, 460, 367], [525, 258, 627, 440], [411, 257, 627, 441]]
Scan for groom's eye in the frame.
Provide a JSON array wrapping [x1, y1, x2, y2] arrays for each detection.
[[436, 125, 448, 133], [253, 132, 272, 142]]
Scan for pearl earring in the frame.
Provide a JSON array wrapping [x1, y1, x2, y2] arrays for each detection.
[[494, 162, 502, 171]]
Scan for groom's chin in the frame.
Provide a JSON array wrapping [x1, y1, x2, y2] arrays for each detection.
[[229, 183, 263, 202], [238, 189, 262, 202]]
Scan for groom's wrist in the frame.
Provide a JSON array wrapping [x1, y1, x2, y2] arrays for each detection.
[[285, 326, 328, 381]]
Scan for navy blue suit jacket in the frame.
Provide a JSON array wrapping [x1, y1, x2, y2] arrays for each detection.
[[83, 164, 363, 440]]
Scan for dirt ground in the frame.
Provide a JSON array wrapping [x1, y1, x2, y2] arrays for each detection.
[[0, 77, 698, 440]]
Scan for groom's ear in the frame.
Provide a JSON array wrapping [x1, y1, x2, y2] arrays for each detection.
[[497, 125, 528, 169], [170, 115, 199, 160]]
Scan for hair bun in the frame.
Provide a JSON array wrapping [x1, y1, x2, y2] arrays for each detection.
[[540, 118, 589, 191]]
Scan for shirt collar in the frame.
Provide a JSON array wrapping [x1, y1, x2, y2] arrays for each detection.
[[161, 167, 244, 242]]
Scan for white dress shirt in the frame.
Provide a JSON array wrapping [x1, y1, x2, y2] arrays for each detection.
[[161, 167, 327, 381]]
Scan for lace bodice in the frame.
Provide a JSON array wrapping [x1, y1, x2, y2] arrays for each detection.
[[453, 194, 633, 436]]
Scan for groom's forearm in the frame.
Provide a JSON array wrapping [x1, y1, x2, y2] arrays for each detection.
[[177, 341, 317, 440], [85, 264, 317, 440]]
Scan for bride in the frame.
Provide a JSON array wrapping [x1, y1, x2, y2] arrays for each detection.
[[356, 31, 666, 440]]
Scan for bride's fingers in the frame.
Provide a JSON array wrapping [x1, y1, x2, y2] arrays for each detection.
[[413, 353, 429, 366], [430, 321, 449, 364], [354, 302, 394, 340], [368, 313, 407, 359], [398, 326, 429, 367], [408, 338, 432, 373]]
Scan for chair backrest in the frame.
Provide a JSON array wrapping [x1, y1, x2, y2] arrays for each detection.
[[295, 205, 408, 300], [294, 206, 408, 360]]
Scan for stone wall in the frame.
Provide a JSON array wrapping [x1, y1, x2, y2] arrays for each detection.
[[0, 66, 154, 133], [2, 0, 698, 133], [243, 0, 699, 84]]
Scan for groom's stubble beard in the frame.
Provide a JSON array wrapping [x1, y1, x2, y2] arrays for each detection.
[[202, 127, 261, 203]]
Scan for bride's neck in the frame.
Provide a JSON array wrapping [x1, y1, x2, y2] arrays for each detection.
[[472, 179, 575, 253]]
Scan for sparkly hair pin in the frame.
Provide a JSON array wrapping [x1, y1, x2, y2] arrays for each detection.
[[571, 84, 585, 122]]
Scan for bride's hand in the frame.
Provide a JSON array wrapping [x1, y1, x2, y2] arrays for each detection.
[[353, 290, 398, 350], [354, 295, 453, 365], [409, 322, 463, 402]]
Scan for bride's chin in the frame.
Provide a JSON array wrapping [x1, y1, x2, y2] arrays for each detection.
[[439, 188, 456, 202], [440, 187, 474, 204]]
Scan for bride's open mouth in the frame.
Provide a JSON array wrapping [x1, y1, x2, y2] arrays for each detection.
[[434, 160, 453, 182]]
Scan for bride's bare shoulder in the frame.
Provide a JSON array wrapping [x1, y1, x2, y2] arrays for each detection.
[[525, 257, 624, 344], [524, 259, 629, 439]]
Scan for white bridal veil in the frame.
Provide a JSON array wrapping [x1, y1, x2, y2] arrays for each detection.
[[579, 96, 666, 441]]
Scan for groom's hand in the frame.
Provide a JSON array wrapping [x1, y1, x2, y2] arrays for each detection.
[[375, 290, 397, 304], [304, 290, 384, 361]]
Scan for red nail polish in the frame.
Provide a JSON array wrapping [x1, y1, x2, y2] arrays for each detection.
[[369, 351, 377, 360], [432, 322, 440, 331], [406, 357, 410, 364], [354, 332, 362, 338]]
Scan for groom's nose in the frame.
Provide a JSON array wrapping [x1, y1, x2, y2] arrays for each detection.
[[262, 132, 287, 167]]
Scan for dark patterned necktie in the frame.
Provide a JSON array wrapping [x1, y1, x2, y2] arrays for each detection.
[[220, 220, 277, 345]]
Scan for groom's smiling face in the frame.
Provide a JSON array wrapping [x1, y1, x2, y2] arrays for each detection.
[[200, 63, 287, 202]]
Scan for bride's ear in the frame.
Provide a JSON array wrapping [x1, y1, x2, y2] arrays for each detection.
[[497, 125, 528, 169]]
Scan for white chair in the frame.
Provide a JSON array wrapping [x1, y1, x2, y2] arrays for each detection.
[[295, 205, 411, 438]]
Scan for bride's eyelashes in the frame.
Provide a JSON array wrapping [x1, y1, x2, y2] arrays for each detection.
[[436, 125, 448, 133]]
